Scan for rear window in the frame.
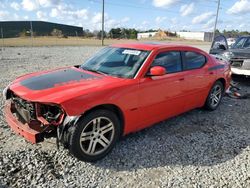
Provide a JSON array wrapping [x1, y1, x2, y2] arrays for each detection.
[[183, 51, 206, 70]]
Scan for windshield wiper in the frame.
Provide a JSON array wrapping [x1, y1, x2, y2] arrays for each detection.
[[81, 67, 108, 76], [90, 69, 108, 76]]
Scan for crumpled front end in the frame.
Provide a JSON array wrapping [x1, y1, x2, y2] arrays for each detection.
[[3, 89, 65, 143]]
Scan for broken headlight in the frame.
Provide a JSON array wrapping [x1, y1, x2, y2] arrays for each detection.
[[39, 104, 64, 124]]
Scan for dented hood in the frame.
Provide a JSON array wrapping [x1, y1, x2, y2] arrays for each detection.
[[9, 66, 124, 103]]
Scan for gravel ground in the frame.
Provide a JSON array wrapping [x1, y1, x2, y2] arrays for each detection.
[[0, 46, 250, 188]]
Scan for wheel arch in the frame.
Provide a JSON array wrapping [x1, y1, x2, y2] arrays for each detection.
[[204, 78, 225, 110], [82, 104, 125, 136], [216, 78, 226, 91]]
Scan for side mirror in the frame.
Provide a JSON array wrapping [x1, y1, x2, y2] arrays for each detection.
[[149, 66, 166, 76]]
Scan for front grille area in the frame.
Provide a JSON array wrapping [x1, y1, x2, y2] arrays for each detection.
[[8, 91, 64, 126], [10, 93, 36, 123]]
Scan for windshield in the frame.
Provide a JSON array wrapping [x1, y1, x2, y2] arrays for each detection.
[[80, 47, 150, 78], [232, 37, 250, 49]]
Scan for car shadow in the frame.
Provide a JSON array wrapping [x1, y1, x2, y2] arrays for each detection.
[[93, 85, 250, 171]]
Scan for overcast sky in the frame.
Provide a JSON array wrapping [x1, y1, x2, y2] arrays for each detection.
[[0, 0, 249, 32]]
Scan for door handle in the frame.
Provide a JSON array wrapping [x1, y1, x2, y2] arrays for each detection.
[[209, 72, 214, 75], [179, 78, 185, 81]]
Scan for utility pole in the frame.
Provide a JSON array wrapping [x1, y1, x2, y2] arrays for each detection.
[[1, 27, 4, 59], [101, 0, 104, 46], [212, 0, 220, 45], [30, 21, 33, 46]]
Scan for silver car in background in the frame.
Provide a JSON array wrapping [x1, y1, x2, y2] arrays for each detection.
[[210, 35, 250, 77]]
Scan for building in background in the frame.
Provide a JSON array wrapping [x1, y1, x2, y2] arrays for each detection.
[[137, 30, 213, 42], [0, 21, 83, 38], [176, 31, 213, 42], [137, 31, 158, 39], [137, 29, 176, 40]]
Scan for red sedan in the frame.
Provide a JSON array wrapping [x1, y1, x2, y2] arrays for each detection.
[[3, 43, 231, 162]]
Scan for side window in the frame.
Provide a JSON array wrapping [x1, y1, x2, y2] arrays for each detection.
[[152, 51, 182, 73], [183, 51, 206, 70], [243, 38, 250, 48], [234, 37, 246, 48]]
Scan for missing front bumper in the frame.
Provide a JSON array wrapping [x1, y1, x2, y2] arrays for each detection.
[[4, 101, 44, 143]]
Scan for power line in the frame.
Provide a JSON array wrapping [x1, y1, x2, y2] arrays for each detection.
[[89, 0, 193, 15], [89, 0, 218, 16], [89, 0, 229, 33], [105, 0, 218, 9]]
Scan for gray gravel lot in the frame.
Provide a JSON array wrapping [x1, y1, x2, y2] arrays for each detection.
[[0, 46, 250, 187]]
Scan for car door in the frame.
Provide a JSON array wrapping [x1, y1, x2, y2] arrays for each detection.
[[182, 51, 215, 110], [209, 35, 228, 55], [137, 50, 187, 129]]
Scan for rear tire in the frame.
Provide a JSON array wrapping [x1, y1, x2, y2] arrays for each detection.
[[205, 81, 224, 111], [68, 109, 121, 162]]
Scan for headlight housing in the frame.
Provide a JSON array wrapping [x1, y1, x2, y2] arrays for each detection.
[[36, 103, 65, 125], [40, 104, 63, 123]]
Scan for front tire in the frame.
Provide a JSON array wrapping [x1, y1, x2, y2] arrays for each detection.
[[68, 109, 121, 162], [205, 81, 224, 111]]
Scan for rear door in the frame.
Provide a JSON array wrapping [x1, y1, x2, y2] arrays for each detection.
[[182, 51, 215, 110]]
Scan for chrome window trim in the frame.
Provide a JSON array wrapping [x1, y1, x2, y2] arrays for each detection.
[[134, 51, 153, 79]]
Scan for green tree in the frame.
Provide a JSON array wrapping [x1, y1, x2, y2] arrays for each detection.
[[108, 28, 139, 39], [109, 28, 122, 38]]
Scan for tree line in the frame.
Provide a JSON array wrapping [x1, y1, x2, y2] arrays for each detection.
[[15, 26, 250, 39], [215, 29, 250, 38], [18, 27, 142, 39], [78, 28, 250, 39], [82, 28, 140, 39]]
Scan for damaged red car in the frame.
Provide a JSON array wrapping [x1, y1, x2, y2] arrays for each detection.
[[3, 43, 231, 162]]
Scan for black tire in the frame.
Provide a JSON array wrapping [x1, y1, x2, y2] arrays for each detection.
[[205, 81, 224, 111], [68, 109, 121, 162]]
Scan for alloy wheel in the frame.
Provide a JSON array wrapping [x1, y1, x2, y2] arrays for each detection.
[[209, 84, 222, 108], [79, 117, 115, 156]]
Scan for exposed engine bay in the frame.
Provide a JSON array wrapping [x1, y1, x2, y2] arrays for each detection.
[[9, 91, 64, 125], [4, 89, 79, 144], [11, 95, 36, 123], [7, 90, 65, 139]]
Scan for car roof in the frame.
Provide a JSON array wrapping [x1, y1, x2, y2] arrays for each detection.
[[111, 42, 192, 51]]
